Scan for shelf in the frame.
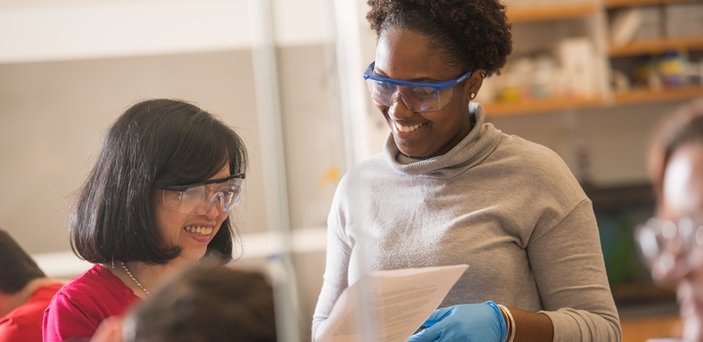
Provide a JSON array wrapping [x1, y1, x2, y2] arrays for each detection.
[[486, 2, 703, 116], [507, 3, 600, 23], [485, 87, 703, 116], [621, 315, 680, 342], [484, 96, 604, 117], [605, 0, 702, 9], [609, 37, 703, 57], [612, 86, 703, 106]]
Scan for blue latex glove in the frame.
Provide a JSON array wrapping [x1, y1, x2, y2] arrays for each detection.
[[406, 301, 506, 342]]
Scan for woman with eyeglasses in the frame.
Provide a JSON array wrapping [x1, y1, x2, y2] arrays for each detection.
[[312, 1, 620, 341], [637, 99, 703, 342], [42, 99, 247, 341]]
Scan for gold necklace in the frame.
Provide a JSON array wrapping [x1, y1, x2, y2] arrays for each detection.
[[119, 261, 150, 296]]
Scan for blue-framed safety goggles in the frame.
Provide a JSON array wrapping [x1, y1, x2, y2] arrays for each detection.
[[362, 61, 473, 112]]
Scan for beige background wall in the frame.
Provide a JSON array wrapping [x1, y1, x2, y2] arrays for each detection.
[[0, 51, 268, 253], [490, 101, 677, 186]]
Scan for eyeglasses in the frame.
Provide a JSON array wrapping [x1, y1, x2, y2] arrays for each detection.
[[362, 61, 473, 113], [635, 216, 703, 282], [161, 174, 245, 215]]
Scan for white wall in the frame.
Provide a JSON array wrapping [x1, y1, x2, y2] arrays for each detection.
[[0, 0, 333, 63]]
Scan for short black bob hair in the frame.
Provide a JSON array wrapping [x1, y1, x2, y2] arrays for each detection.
[[70, 99, 248, 265]]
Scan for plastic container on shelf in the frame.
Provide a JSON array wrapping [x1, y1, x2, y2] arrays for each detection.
[[657, 51, 688, 89], [556, 37, 598, 97], [610, 69, 632, 93], [610, 8, 645, 45], [633, 56, 660, 89], [496, 87, 521, 103], [496, 72, 524, 104], [496, 57, 533, 103], [532, 55, 557, 99]]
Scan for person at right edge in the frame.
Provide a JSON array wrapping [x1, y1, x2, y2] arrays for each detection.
[[637, 99, 703, 342], [312, 1, 621, 341]]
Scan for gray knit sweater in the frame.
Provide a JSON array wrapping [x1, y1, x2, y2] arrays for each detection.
[[312, 106, 621, 341]]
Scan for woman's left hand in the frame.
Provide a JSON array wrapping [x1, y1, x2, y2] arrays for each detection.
[[407, 301, 506, 342]]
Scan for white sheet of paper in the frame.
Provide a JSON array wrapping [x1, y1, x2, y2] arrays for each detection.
[[318, 264, 469, 342]]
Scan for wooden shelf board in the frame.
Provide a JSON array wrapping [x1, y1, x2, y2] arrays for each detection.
[[612, 86, 703, 105], [621, 315, 680, 342], [484, 96, 604, 117], [606, 0, 701, 8], [507, 3, 599, 23], [485, 87, 703, 116], [609, 37, 703, 56]]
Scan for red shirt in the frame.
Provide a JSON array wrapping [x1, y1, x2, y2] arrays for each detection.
[[0, 283, 63, 342], [42, 264, 140, 342]]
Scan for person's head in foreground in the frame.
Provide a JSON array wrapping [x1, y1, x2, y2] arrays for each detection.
[[122, 262, 276, 342]]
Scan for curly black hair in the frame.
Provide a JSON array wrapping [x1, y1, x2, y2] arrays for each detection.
[[367, 0, 512, 76]]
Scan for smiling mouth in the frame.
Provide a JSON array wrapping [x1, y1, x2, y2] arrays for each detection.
[[394, 121, 426, 133], [184, 226, 213, 236]]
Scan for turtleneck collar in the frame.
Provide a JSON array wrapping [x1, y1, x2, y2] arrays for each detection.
[[384, 103, 502, 179]]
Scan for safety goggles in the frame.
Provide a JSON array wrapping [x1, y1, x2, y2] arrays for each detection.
[[161, 174, 245, 215], [362, 61, 472, 113], [635, 216, 703, 280]]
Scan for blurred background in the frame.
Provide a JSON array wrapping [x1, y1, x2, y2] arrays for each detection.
[[1, 0, 701, 341]]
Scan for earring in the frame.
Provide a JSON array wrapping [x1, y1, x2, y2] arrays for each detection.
[[470, 93, 476, 99]]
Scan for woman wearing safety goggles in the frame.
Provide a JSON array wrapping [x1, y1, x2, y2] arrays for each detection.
[[312, 1, 620, 341], [43, 99, 248, 341]]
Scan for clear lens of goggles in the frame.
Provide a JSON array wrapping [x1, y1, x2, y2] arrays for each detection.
[[362, 61, 472, 113], [162, 176, 244, 215], [635, 217, 703, 275], [366, 80, 452, 112]]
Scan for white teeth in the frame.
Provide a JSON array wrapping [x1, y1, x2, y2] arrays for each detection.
[[184, 226, 213, 236], [395, 122, 424, 133]]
